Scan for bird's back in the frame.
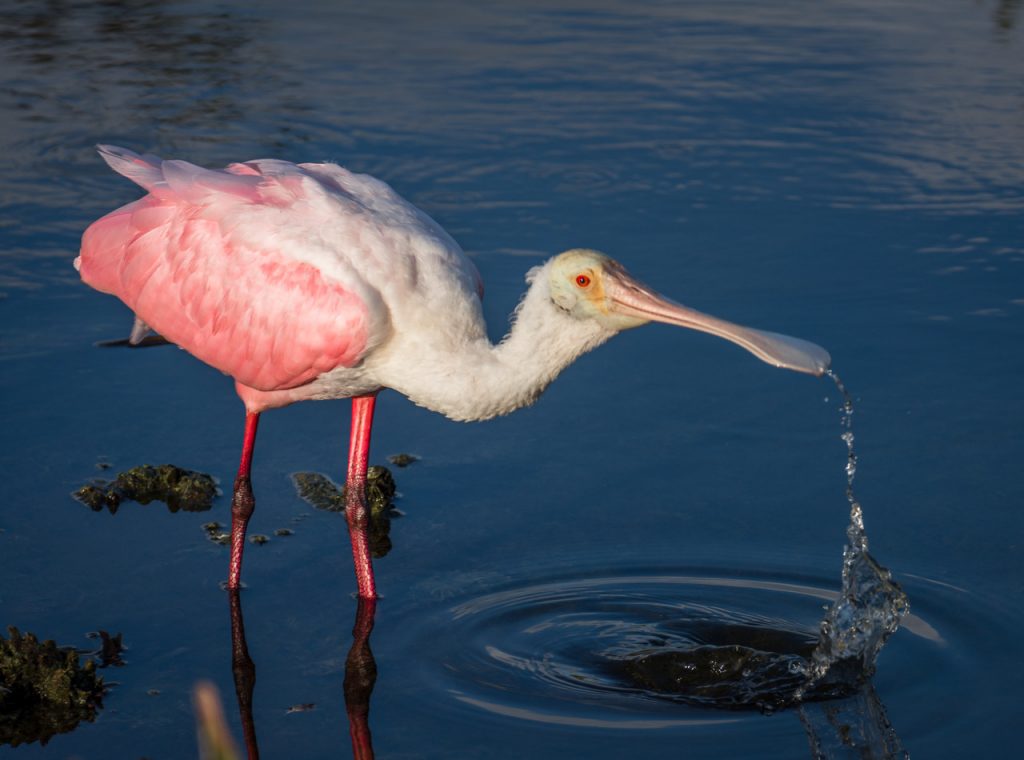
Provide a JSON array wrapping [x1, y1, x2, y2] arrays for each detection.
[[78, 146, 484, 394]]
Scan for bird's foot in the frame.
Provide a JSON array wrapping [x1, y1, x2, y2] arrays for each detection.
[[228, 476, 256, 590]]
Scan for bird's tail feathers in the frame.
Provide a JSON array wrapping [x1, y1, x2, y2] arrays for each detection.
[[97, 145, 165, 191], [96, 144, 263, 204]]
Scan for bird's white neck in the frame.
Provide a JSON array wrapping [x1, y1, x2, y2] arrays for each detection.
[[388, 267, 617, 422]]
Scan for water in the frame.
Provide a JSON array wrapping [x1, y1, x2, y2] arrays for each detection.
[[568, 371, 913, 716], [2, 1, 1023, 757], [794, 372, 909, 701]]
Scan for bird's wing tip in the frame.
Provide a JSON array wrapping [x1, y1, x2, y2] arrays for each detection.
[[96, 144, 164, 190]]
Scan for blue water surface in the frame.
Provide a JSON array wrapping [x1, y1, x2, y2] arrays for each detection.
[[1, 1, 1022, 757]]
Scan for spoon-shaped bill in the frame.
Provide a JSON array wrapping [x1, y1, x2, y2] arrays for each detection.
[[604, 264, 831, 376]]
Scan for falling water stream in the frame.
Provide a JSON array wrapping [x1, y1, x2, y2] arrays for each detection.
[[792, 372, 910, 698], [616, 371, 910, 713]]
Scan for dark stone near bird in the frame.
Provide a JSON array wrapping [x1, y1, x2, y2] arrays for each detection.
[[274, 528, 294, 537], [292, 467, 396, 517], [200, 521, 231, 546], [620, 637, 860, 713], [361, 466, 397, 512], [74, 464, 217, 514], [623, 645, 809, 711], [387, 453, 419, 467], [0, 627, 105, 748], [291, 468, 397, 558], [249, 534, 269, 545]]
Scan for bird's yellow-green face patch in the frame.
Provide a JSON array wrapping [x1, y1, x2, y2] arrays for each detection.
[[547, 249, 649, 330]]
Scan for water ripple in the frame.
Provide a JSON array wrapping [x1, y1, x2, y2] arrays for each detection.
[[395, 564, 956, 734]]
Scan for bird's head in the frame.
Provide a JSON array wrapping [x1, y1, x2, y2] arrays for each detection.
[[546, 248, 830, 376]]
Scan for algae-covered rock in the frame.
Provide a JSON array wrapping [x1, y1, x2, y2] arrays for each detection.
[[361, 466, 397, 514], [292, 468, 396, 517], [292, 471, 345, 513], [387, 453, 419, 468], [0, 627, 105, 747], [201, 522, 231, 545], [74, 464, 218, 514], [291, 468, 397, 558]]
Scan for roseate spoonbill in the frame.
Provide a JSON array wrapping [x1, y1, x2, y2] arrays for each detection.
[[77, 145, 829, 599]]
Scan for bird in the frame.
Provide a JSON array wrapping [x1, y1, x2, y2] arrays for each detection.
[[77, 145, 830, 599]]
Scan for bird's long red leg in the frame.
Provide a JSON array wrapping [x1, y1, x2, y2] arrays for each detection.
[[346, 394, 378, 599], [228, 412, 260, 590]]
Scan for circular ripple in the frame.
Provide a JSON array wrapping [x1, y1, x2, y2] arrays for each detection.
[[397, 566, 948, 730]]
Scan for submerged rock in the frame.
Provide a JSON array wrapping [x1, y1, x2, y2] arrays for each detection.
[[201, 522, 230, 546], [387, 453, 419, 468], [292, 468, 396, 517], [0, 627, 106, 747], [74, 464, 218, 514], [291, 468, 398, 558], [624, 645, 812, 712]]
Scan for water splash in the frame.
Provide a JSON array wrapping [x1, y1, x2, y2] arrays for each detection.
[[610, 371, 909, 719], [792, 371, 910, 700]]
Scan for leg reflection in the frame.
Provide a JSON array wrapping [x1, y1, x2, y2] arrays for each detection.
[[344, 597, 378, 760], [228, 589, 259, 760]]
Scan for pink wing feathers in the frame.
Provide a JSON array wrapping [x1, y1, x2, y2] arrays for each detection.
[[78, 146, 385, 392]]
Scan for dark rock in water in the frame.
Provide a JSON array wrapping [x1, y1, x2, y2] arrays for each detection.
[[620, 639, 859, 713], [201, 522, 231, 545], [291, 468, 396, 517], [623, 645, 805, 712], [291, 468, 397, 558], [361, 466, 397, 513], [292, 471, 345, 512], [387, 453, 419, 468], [74, 464, 217, 514], [0, 627, 105, 748]]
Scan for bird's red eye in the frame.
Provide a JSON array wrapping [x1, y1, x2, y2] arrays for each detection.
[[575, 274, 591, 287]]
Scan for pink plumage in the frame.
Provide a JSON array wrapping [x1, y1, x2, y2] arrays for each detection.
[[79, 146, 378, 392]]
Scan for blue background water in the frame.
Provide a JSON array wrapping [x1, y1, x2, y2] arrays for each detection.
[[1, 0, 1022, 757]]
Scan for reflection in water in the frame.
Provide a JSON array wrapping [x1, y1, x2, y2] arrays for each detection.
[[799, 684, 907, 760], [224, 590, 378, 760], [227, 590, 259, 760], [343, 598, 378, 760], [0, 0, 266, 129]]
